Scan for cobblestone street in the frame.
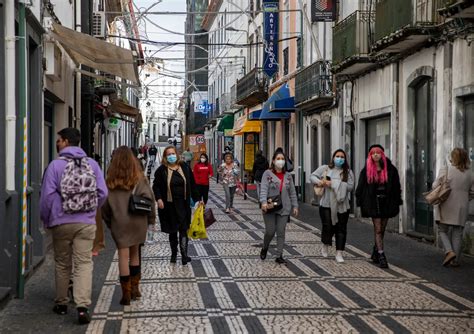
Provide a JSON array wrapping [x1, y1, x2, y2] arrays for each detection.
[[85, 181, 474, 333]]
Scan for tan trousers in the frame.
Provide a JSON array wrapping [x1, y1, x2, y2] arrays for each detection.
[[93, 210, 105, 253], [52, 223, 96, 308]]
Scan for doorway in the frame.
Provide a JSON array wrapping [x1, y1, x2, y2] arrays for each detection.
[[321, 122, 331, 165], [465, 98, 474, 220], [311, 124, 318, 172]]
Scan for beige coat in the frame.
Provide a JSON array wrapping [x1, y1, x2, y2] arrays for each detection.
[[102, 177, 156, 248], [433, 165, 474, 226]]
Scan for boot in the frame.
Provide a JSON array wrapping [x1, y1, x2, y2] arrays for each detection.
[[119, 276, 131, 305], [371, 245, 379, 264], [180, 236, 191, 265], [170, 238, 178, 263], [378, 252, 389, 269], [130, 266, 141, 300]]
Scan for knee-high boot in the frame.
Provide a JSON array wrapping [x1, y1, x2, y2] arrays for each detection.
[[179, 235, 191, 265]]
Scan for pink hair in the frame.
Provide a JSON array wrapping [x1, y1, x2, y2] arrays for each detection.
[[366, 148, 388, 184]]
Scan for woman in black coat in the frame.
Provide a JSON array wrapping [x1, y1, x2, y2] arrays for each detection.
[[152, 146, 201, 265], [252, 150, 269, 196], [355, 145, 402, 269]]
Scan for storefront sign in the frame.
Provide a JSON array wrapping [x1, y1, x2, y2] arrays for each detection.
[[104, 116, 122, 131], [204, 130, 213, 139], [191, 91, 212, 114], [224, 129, 233, 137], [311, 0, 337, 22], [263, 1, 279, 78]]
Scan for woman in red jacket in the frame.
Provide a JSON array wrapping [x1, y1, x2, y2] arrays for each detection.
[[193, 153, 214, 204]]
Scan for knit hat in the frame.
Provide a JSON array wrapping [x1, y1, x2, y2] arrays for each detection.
[[368, 144, 384, 152]]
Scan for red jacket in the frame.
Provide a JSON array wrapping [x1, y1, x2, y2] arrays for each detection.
[[193, 162, 213, 186]]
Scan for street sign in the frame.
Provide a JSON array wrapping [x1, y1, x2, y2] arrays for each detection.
[[196, 135, 205, 144], [263, 1, 279, 78]]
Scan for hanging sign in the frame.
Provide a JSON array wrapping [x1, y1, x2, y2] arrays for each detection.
[[311, 0, 337, 23], [104, 116, 122, 132], [263, 0, 279, 78]]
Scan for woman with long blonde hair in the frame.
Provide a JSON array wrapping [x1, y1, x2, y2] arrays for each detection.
[[102, 146, 156, 305]]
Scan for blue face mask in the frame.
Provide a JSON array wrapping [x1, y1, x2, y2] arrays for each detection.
[[334, 157, 345, 168], [167, 154, 177, 164]]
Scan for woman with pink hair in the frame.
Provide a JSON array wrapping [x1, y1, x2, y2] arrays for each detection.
[[355, 145, 402, 268]]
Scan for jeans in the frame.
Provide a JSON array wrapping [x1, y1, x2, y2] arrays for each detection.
[[169, 226, 188, 257], [438, 223, 464, 259], [223, 184, 236, 209], [262, 213, 288, 257], [52, 223, 96, 308], [196, 185, 209, 204], [319, 207, 349, 251]]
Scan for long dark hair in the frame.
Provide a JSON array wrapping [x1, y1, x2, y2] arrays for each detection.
[[328, 149, 350, 182], [200, 153, 209, 166], [270, 151, 286, 173]]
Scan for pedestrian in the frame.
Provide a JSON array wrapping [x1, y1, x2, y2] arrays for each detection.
[[173, 138, 178, 147], [433, 148, 474, 267], [193, 153, 214, 204], [101, 146, 156, 305], [40, 128, 107, 324], [148, 144, 158, 167], [275, 147, 293, 172], [355, 144, 402, 269], [183, 147, 193, 166], [311, 149, 354, 263], [218, 153, 240, 214], [259, 150, 299, 264], [252, 150, 269, 197], [152, 146, 201, 265]]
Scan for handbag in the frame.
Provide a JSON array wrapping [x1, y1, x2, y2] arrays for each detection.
[[313, 167, 329, 197], [423, 172, 451, 205], [129, 184, 153, 215], [204, 208, 217, 228], [265, 194, 283, 214]]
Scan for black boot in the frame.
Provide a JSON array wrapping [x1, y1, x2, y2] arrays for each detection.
[[378, 252, 389, 269], [260, 248, 268, 260], [371, 245, 379, 264], [180, 236, 191, 265], [170, 237, 178, 263]]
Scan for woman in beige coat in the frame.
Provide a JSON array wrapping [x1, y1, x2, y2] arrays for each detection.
[[102, 146, 156, 305], [433, 148, 474, 267]]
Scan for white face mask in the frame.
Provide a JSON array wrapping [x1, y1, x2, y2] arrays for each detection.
[[275, 160, 285, 169], [200, 158, 206, 163]]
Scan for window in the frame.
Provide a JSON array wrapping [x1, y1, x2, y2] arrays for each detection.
[[283, 47, 289, 75]]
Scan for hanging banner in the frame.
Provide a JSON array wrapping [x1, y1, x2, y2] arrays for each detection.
[[263, 0, 279, 78], [311, 0, 337, 22]]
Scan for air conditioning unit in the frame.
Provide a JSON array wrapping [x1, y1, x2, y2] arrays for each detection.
[[44, 41, 62, 82], [92, 12, 105, 38]]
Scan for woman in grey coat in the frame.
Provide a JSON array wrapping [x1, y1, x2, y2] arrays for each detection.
[[433, 148, 474, 267], [259, 151, 299, 264]]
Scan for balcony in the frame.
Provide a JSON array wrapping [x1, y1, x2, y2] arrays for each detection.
[[295, 61, 334, 111], [372, 0, 443, 53], [235, 68, 268, 107], [94, 72, 117, 96], [332, 11, 375, 76], [438, 0, 474, 19]]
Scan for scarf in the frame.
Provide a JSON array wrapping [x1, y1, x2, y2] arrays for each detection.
[[166, 165, 186, 202]]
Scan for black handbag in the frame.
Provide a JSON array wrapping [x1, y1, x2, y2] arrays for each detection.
[[204, 208, 217, 228], [265, 194, 283, 214], [129, 184, 153, 215]]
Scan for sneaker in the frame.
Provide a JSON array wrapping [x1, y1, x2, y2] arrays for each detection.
[[321, 244, 329, 258], [53, 304, 68, 315], [442, 251, 456, 267], [335, 250, 344, 263], [77, 307, 91, 325], [275, 256, 287, 264]]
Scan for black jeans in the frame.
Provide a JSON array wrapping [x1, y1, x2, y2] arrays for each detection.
[[319, 207, 350, 250], [169, 226, 188, 256], [196, 185, 209, 204]]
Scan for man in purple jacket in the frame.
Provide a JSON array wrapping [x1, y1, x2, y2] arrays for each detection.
[[40, 128, 107, 325]]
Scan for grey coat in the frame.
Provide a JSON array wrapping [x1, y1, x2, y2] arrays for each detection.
[[259, 170, 298, 216], [433, 165, 474, 227]]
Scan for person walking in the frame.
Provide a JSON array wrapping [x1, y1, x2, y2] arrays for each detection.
[[218, 153, 240, 214], [433, 148, 474, 267], [275, 147, 294, 172], [193, 153, 214, 204], [148, 144, 158, 167], [183, 147, 193, 167], [153, 146, 201, 265], [311, 149, 354, 263], [40, 128, 108, 324], [252, 150, 269, 197], [101, 146, 156, 305], [259, 151, 299, 264], [355, 144, 402, 269]]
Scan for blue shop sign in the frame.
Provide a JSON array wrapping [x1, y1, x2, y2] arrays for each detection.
[[263, 1, 279, 78]]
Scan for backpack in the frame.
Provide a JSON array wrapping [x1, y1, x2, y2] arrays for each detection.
[[59, 157, 98, 213]]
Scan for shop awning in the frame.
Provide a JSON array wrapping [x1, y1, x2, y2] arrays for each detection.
[[51, 23, 139, 84], [233, 114, 262, 135], [217, 114, 234, 131], [110, 99, 140, 117], [259, 83, 295, 121], [248, 109, 262, 120]]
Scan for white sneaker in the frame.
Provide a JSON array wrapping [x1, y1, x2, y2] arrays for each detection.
[[335, 250, 344, 263], [321, 244, 329, 258]]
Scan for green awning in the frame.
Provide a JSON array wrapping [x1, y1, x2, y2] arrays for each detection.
[[217, 114, 234, 131]]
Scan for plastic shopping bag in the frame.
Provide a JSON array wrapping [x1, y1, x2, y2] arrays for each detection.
[[188, 204, 208, 239]]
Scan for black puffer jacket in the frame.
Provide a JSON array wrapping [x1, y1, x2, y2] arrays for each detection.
[[252, 155, 269, 182], [355, 159, 402, 218]]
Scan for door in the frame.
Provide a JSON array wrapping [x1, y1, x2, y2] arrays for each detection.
[[345, 122, 355, 213], [465, 99, 474, 221], [311, 124, 318, 172], [414, 79, 435, 235], [322, 122, 331, 164]]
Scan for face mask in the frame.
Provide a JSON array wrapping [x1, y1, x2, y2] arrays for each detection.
[[334, 157, 345, 167], [275, 160, 285, 169], [200, 158, 206, 163], [167, 154, 177, 164]]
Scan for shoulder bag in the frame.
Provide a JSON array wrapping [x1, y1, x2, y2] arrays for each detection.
[[313, 167, 329, 197], [129, 183, 153, 215], [423, 170, 451, 205]]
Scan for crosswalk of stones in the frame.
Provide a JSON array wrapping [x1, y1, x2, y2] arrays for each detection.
[[87, 181, 474, 333]]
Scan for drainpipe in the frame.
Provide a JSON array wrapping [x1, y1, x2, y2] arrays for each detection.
[[5, 0, 16, 191], [75, 0, 81, 127], [17, 0, 28, 298]]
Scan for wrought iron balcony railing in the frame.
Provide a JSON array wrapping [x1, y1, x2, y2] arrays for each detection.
[[235, 68, 268, 107], [295, 61, 334, 107]]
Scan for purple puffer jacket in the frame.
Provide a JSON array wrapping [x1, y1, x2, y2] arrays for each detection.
[[40, 146, 108, 228]]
